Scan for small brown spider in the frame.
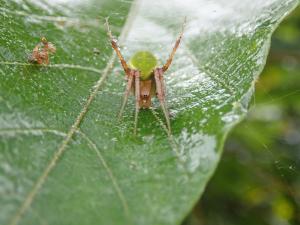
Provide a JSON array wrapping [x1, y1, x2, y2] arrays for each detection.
[[105, 18, 185, 134], [28, 37, 56, 65]]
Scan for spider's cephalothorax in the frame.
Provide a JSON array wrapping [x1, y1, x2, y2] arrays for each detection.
[[105, 18, 185, 134]]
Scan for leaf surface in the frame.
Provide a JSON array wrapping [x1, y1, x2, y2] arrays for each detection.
[[0, 0, 298, 225]]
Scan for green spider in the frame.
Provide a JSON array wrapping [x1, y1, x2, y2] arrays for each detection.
[[105, 18, 185, 134]]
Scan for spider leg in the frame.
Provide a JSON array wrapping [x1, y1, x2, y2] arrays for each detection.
[[44, 57, 49, 65], [105, 18, 130, 75], [134, 70, 141, 135], [32, 45, 40, 55], [162, 17, 186, 72], [118, 70, 134, 120], [43, 52, 49, 65], [28, 43, 41, 63], [154, 68, 171, 133], [39, 51, 48, 65], [46, 42, 56, 53]]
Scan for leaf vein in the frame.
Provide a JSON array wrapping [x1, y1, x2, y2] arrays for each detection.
[[0, 127, 67, 137], [0, 61, 103, 74], [78, 130, 130, 218], [1, 127, 130, 217]]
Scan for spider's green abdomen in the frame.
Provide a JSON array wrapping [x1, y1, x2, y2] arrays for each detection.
[[129, 51, 158, 80]]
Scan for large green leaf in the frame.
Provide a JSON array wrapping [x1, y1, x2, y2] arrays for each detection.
[[0, 0, 298, 225]]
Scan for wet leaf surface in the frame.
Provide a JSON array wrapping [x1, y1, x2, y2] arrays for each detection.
[[0, 0, 298, 225]]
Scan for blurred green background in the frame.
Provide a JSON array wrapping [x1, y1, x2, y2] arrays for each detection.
[[184, 6, 300, 225]]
